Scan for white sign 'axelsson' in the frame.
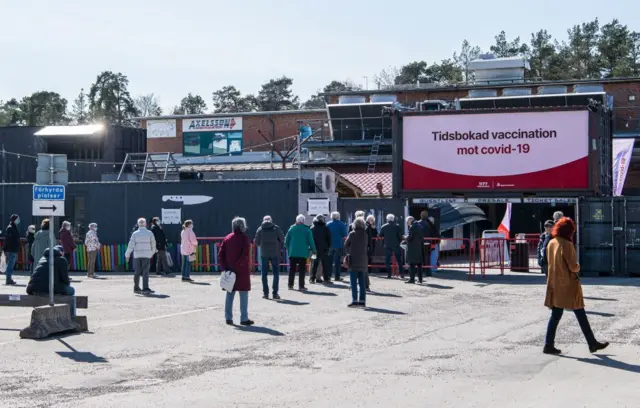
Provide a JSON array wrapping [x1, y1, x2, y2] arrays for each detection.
[[182, 117, 243, 132], [147, 120, 177, 138]]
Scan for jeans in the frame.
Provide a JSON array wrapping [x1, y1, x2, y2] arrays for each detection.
[[430, 244, 439, 274], [409, 263, 423, 282], [329, 248, 342, 280], [61, 285, 76, 316], [545, 307, 597, 347], [156, 250, 170, 274], [349, 271, 366, 304], [182, 255, 191, 279], [261, 256, 280, 296], [311, 253, 331, 281], [288, 257, 307, 288], [4, 252, 17, 283], [87, 250, 98, 276], [385, 247, 403, 277], [225, 291, 249, 322], [133, 258, 151, 290]]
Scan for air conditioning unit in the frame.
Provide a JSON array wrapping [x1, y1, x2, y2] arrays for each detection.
[[314, 171, 335, 193]]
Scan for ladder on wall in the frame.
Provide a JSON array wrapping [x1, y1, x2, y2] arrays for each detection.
[[367, 134, 383, 173]]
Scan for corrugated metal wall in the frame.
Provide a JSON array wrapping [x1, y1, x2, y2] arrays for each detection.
[[0, 179, 298, 244]]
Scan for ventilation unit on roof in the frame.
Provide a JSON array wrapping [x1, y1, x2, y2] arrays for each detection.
[[314, 171, 335, 193], [538, 85, 568, 95], [502, 88, 532, 96], [469, 55, 530, 85], [574, 84, 605, 93], [468, 89, 498, 98], [370, 94, 397, 103], [338, 95, 366, 104]]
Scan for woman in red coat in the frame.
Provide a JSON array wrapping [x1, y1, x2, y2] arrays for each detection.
[[219, 217, 253, 326]]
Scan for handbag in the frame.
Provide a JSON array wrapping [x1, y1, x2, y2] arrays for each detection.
[[188, 253, 196, 262], [220, 270, 236, 292], [342, 255, 350, 269], [166, 252, 174, 268]]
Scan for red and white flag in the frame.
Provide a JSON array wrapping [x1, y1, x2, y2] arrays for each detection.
[[497, 203, 512, 238]]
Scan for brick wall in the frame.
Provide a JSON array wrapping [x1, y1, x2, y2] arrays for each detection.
[[145, 111, 328, 154]]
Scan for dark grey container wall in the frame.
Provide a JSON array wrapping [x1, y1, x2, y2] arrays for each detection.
[[339, 198, 406, 231], [0, 179, 298, 244]]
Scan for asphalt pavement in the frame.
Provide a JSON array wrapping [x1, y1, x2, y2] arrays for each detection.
[[0, 269, 639, 407]]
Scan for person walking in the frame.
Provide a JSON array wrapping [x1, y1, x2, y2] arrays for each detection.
[[220, 217, 253, 326], [285, 214, 316, 291], [84, 223, 101, 278], [3, 214, 21, 285], [427, 216, 440, 275], [379, 214, 404, 279], [537, 220, 554, 276], [364, 214, 377, 290], [310, 214, 331, 284], [151, 217, 170, 276], [125, 217, 157, 295], [345, 218, 368, 307], [31, 219, 53, 272], [405, 216, 425, 284], [180, 220, 198, 282], [254, 215, 284, 299], [543, 217, 609, 355], [327, 212, 347, 282], [59, 221, 76, 269], [26, 225, 35, 269]]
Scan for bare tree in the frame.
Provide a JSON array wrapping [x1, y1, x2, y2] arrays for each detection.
[[135, 93, 163, 117], [372, 66, 401, 88]]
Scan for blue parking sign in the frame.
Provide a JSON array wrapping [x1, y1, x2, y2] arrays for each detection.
[[33, 185, 65, 201]]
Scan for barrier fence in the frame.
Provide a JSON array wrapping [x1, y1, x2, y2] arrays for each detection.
[[1, 236, 543, 278]]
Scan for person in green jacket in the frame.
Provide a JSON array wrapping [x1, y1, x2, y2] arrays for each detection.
[[285, 214, 317, 290]]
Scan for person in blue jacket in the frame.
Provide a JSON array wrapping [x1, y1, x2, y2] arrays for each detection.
[[326, 212, 348, 282]]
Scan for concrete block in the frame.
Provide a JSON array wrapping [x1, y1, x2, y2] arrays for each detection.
[[20, 304, 81, 339], [73, 315, 89, 332]]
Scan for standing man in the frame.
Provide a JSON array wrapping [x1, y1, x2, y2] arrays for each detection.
[[85, 223, 101, 278], [59, 221, 76, 268], [327, 212, 347, 282], [538, 220, 554, 276], [125, 217, 157, 295], [406, 216, 425, 284], [151, 217, 170, 276], [553, 211, 564, 223], [310, 214, 332, 284], [285, 214, 316, 291], [418, 211, 438, 276], [254, 215, 285, 299], [379, 214, 404, 279], [3, 214, 21, 285]]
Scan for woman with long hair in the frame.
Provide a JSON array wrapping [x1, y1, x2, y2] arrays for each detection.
[[180, 219, 198, 282], [543, 217, 609, 355]]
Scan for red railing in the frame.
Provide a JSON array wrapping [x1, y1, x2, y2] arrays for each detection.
[[473, 237, 542, 277]]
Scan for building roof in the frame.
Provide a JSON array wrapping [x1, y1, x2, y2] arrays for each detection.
[[181, 162, 295, 172], [321, 76, 640, 96], [34, 124, 105, 136], [135, 109, 327, 121], [340, 172, 392, 196]]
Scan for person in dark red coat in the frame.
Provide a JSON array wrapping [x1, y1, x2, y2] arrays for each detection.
[[219, 217, 254, 326], [58, 221, 76, 268]]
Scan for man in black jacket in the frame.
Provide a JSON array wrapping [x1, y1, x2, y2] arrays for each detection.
[[310, 214, 332, 284], [27, 246, 76, 314], [255, 215, 285, 299], [379, 214, 404, 279], [3, 214, 21, 285], [151, 217, 170, 276]]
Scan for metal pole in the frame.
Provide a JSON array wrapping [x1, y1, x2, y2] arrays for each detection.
[[297, 130, 302, 200], [49, 155, 55, 306]]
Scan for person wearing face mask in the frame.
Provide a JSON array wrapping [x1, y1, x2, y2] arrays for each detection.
[[59, 221, 76, 268], [31, 219, 53, 272], [125, 217, 157, 294], [180, 220, 198, 282], [85, 223, 101, 278], [3, 214, 22, 285], [26, 225, 36, 269], [151, 217, 170, 276]]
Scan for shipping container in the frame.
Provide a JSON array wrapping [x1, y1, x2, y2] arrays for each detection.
[[392, 106, 613, 198], [0, 179, 298, 244]]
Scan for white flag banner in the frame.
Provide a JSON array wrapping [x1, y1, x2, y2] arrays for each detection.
[[612, 139, 635, 196]]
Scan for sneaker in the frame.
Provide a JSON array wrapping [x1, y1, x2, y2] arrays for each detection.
[[299, 286, 307, 291], [324, 279, 332, 284], [418, 280, 423, 284], [347, 302, 359, 308], [262, 294, 269, 299], [240, 320, 254, 326], [273, 294, 281, 300], [6, 280, 17, 285], [589, 341, 610, 353], [134, 287, 143, 294], [142, 288, 155, 294], [182, 278, 194, 282], [405, 280, 416, 284], [316, 279, 324, 284], [310, 279, 316, 284], [358, 303, 366, 308], [336, 277, 345, 282], [288, 286, 294, 290], [543, 345, 562, 355], [226, 320, 233, 325]]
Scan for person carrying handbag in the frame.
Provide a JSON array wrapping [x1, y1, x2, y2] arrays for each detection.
[[219, 217, 253, 326], [180, 220, 198, 282]]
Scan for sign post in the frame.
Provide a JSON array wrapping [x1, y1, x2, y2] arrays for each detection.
[[34, 154, 68, 307]]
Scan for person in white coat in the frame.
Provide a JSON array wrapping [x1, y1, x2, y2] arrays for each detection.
[[125, 218, 157, 294]]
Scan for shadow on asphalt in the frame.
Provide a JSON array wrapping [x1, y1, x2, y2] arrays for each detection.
[[188, 282, 211, 286], [367, 291, 402, 298], [137, 293, 171, 299], [302, 290, 338, 297], [584, 296, 619, 302], [56, 339, 108, 363], [559, 354, 640, 373], [275, 299, 310, 306], [0, 328, 20, 332], [586, 311, 616, 318], [235, 326, 284, 336], [363, 307, 406, 315], [423, 284, 454, 290]]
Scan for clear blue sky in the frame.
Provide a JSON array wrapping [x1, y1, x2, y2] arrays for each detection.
[[1, 0, 638, 113]]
